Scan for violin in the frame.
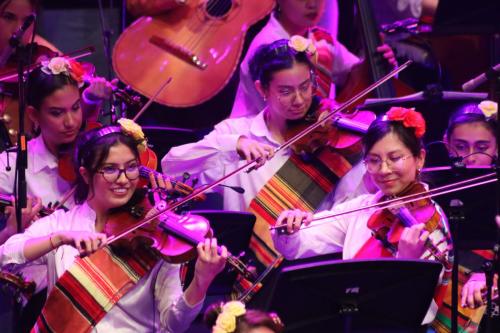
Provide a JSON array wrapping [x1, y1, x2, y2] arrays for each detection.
[[0, 269, 36, 302], [285, 96, 376, 156], [366, 181, 451, 269], [0, 192, 63, 217], [105, 188, 255, 280], [139, 165, 206, 202]]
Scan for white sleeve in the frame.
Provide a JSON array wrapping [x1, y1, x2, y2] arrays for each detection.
[[271, 209, 349, 260], [331, 40, 361, 88], [0, 212, 62, 267], [161, 120, 242, 180], [155, 262, 203, 332]]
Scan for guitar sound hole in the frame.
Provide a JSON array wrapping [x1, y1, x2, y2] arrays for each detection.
[[205, 0, 233, 18]]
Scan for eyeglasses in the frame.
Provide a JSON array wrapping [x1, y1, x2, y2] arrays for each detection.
[[363, 155, 413, 173], [276, 80, 314, 106], [97, 162, 140, 183]]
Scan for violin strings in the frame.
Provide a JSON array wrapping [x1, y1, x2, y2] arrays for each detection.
[[285, 174, 497, 233]]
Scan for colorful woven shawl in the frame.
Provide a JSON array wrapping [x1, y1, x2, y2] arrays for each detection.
[[32, 245, 160, 333]]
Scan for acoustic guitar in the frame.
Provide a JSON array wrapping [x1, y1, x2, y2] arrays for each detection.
[[112, 0, 275, 108]]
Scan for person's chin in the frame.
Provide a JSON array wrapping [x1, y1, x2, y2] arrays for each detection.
[[59, 132, 78, 143], [108, 191, 134, 206], [377, 181, 402, 196]]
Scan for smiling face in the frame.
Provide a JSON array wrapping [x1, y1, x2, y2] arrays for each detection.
[[447, 121, 497, 166], [258, 61, 314, 122], [365, 132, 425, 196], [85, 142, 139, 213], [28, 84, 83, 154]]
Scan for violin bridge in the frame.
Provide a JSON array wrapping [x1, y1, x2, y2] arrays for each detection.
[[149, 35, 208, 70]]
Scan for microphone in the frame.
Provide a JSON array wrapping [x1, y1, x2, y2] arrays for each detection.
[[9, 14, 36, 48], [462, 63, 500, 92], [219, 184, 245, 194]]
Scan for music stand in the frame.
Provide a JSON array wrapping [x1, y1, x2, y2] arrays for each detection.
[[181, 210, 255, 295], [258, 258, 442, 333], [422, 166, 498, 250]]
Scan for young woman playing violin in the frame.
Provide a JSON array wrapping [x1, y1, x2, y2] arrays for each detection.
[[229, 0, 397, 118], [272, 108, 453, 325], [0, 123, 227, 332], [0, 57, 114, 245], [163, 37, 367, 283]]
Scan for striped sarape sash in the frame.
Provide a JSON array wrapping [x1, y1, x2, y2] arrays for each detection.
[[431, 249, 494, 333], [247, 152, 351, 268], [32, 245, 160, 333], [310, 26, 334, 99]]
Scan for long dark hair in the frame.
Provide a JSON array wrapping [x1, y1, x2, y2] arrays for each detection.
[[249, 38, 315, 88], [74, 127, 140, 204], [362, 117, 424, 157], [26, 66, 79, 110]]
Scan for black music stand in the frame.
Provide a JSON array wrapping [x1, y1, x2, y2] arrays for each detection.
[[422, 166, 497, 250], [181, 210, 255, 295], [257, 258, 442, 333]]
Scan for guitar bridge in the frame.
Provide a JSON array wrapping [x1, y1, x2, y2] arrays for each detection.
[[149, 35, 208, 70]]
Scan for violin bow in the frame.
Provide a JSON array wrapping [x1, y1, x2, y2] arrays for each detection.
[[106, 60, 415, 244], [270, 172, 498, 233]]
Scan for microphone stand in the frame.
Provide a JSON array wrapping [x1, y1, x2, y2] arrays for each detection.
[[482, 59, 500, 333], [9, 16, 35, 332], [10, 38, 32, 236]]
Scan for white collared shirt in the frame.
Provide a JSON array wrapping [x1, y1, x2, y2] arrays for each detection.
[[0, 135, 75, 291], [162, 110, 291, 211], [229, 13, 360, 118], [271, 192, 451, 324], [0, 135, 75, 208], [0, 202, 202, 332]]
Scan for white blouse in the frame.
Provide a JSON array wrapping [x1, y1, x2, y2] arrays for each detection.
[[229, 13, 360, 118], [162, 110, 291, 212], [0, 202, 202, 332], [0, 135, 75, 208], [271, 192, 451, 324]]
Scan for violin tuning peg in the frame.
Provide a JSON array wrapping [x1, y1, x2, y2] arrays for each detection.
[[182, 172, 190, 182]]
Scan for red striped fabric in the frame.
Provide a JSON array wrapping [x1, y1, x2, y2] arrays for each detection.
[[32, 246, 159, 333]]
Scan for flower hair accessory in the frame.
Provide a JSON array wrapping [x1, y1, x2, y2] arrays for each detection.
[[478, 100, 498, 120], [212, 301, 246, 333], [117, 118, 148, 153], [383, 107, 426, 138], [40, 56, 89, 87], [288, 35, 318, 63]]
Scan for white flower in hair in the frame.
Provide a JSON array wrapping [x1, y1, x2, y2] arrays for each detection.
[[288, 35, 317, 62], [41, 57, 71, 76], [478, 100, 498, 120]]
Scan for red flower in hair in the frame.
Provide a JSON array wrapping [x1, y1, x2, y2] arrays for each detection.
[[68, 60, 85, 84], [385, 107, 426, 138]]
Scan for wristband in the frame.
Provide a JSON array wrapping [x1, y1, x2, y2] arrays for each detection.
[[49, 234, 58, 250]]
